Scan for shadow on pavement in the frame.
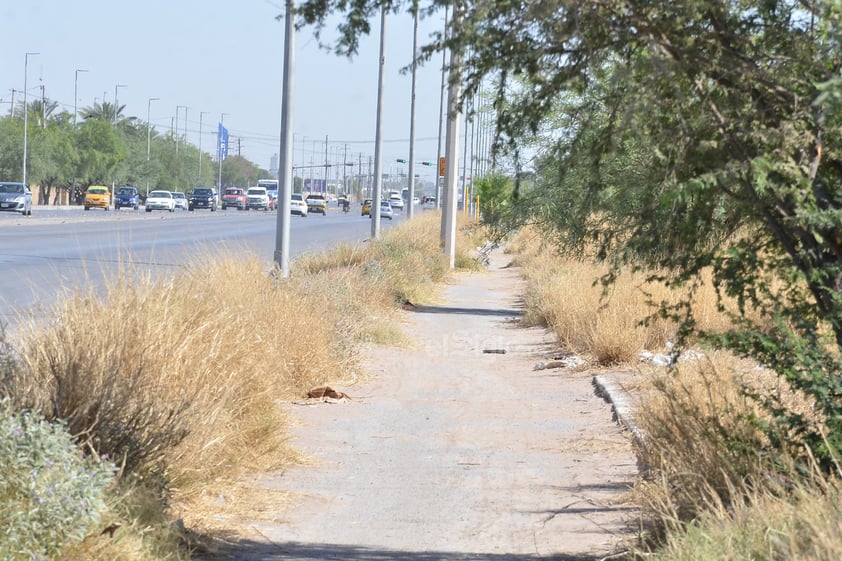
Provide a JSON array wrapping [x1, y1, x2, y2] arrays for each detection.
[[411, 305, 523, 318], [197, 539, 618, 561]]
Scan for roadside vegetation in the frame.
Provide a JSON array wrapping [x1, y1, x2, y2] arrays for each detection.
[[0, 212, 479, 560]]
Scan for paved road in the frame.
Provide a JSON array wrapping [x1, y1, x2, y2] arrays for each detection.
[[0, 204, 402, 329], [203, 250, 639, 560]]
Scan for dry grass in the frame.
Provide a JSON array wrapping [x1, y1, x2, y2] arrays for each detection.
[[511, 226, 740, 365], [506, 225, 842, 559], [1, 211, 478, 560]]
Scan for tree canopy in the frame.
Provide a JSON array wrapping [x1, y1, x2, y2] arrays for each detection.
[[298, 0, 842, 466]]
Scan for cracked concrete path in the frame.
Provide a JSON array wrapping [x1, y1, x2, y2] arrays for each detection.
[[216, 250, 639, 560]]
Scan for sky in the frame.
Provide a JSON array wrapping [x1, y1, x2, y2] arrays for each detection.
[[1, 1, 450, 184]]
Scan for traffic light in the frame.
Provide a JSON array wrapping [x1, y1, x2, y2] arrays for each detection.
[[421, 161, 433, 166], [396, 158, 407, 163]]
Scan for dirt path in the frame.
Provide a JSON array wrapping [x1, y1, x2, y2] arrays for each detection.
[[213, 250, 639, 560]]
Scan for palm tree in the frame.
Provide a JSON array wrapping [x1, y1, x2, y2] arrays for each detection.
[[80, 101, 125, 123]]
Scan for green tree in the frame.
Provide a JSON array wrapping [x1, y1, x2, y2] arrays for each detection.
[[298, 0, 842, 468], [74, 119, 125, 200]]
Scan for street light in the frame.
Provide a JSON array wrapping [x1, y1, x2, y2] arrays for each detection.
[[218, 113, 230, 202], [74, 69, 88, 126], [22, 52, 39, 186], [114, 84, 127, 123], [146, 97, 159, 197], [176, 105, 187, 153], [199, 111, 210, 177]]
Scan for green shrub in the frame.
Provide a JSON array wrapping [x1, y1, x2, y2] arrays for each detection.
[[0, 402, 114, 560]]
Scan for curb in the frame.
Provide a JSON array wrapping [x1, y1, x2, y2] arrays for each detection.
[[592, 374, 646, 452]]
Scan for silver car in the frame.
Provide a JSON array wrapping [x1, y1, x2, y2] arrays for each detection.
[[171, 191, 189, 211], [0, 182, 33, 216]]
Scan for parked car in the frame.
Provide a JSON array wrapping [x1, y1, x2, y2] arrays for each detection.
[[370, 200, 394, 220], [306, 193, 328, 215], [145, 190, 176, 212], [361, 199, 373, 216], [290, 193, 308, 217], [84, 185, 111, 211], [189, 187, 217, 211], [0, 182, 33, 216], [246, 187, 270, 211], [115, 185, 140, 210], [221, 187, 247, 210], [172, 191, 188, 210]]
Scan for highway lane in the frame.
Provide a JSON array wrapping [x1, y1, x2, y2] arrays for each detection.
[[0, 205, 401, 329]]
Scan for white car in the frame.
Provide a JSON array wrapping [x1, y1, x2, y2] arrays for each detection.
[[389, 196, 404, 210], [145, 190, 176, 212], [171, 191, 188, 210], [370, 200, 394, 220], [290, 193, 308, 217], [246, 187, 270, 211]]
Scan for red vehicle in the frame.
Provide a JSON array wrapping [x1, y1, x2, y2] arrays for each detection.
[[221, 187, 247, 210]]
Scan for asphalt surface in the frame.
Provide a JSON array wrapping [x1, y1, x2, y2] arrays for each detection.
[[204, 249, 640, 560]]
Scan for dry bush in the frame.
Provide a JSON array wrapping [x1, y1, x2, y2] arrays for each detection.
[[633, 352, 828, 540], [9, 250, 356, 497], [511, 226, 739, 365], [645, 471, 842, 561]]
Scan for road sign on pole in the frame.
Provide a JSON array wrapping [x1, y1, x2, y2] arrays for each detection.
[[439, 156, 445, 177]]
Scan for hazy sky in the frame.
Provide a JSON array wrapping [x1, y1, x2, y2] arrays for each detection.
[[2, 1, 449, 182]]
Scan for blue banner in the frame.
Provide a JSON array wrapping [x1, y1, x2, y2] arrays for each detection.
[[217, 123, 229, 161]]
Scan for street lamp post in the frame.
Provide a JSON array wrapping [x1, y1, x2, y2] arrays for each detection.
[[74, 69, 88, 127], [146, 97, 159, 198], [199, 111, 210, 178], [22, 52, 39, 186], [114, 84, 127, 123], [218, 113, 230, 203], [407, 1, 419, 219]]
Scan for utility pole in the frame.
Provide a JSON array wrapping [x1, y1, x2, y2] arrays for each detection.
[[40, 84, 46, 129], [22, 52, 39, 186], [442, 6, 463, 267], [407, 0, 419, 219], [199, 111, 209, 178], [274, 0, 295, 277], [324, 135, 329, 195], [371, 4, 387, 239]]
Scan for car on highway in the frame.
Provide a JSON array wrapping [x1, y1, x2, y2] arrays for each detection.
[[172, 191, 189, 211], [370, 200, 394, 220], [0, 182, 33, 215], [221, 187, 247, 210], [389, 194, 404, 211], [290, 193, 308, 217], [115, 186, 140, 210], [361, 199, 372, 216], [145, 190, 176, 212], [246, 187, 271, 211], [423, 196, 437, 210], [306, 193, 328, 215], [84, 185, 111, 211], [189, 187, 217, 211]]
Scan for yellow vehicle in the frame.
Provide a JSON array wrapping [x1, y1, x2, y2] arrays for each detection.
[[361, 199, 373, 216], [84, 185, 111, 211]]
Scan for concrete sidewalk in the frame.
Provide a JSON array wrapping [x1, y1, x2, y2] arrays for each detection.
[[210, 249, 640, 560]]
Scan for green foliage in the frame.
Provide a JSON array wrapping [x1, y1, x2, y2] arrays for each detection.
[[473, 173, 513, 226], [0, 401, 114, 560]]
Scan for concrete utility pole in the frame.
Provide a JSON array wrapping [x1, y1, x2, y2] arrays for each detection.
[[22, 52, 39, 186], [407, 1, 419, 219], [371, 4, 387, 239], [437, 6, 449, 241], [442, 7, 463, 268], [74, 70, 87, 126], [274, 0, 295, 277]]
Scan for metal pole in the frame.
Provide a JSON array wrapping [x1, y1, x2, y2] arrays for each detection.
[[407, 1, 419, 219], [74, 69, 87, 127], [274, 0, 295, 276], [146, 97, 159, 198], [371, 4, 387, 239], [114, 84, 127, 123], [443, 7, 463, 268], [199, 111, 209, 177], [437, 6, 449, 240], [218, 113, 229, 201], [22, 52, 39, 185], [461, 95, 470, 215], [324, 134, 329, 194]]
